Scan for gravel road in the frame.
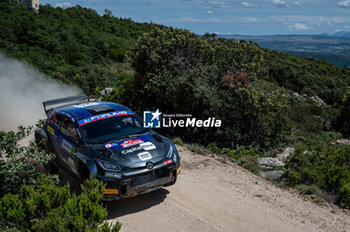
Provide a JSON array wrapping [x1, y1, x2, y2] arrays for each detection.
[[107, 145, 350, 232]]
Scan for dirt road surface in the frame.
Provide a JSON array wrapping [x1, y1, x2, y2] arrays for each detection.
[[107, 145, 350, 232]]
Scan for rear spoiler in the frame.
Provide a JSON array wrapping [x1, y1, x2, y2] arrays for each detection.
[[43, 95, 90, 115]]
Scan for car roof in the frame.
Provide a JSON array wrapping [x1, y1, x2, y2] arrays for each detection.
[[53, 101, 130, 122]]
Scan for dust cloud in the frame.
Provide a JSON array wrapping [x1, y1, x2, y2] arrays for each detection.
[[0, 54, 81, 132]]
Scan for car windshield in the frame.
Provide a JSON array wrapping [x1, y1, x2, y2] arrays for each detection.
[[80, 114, 148, 144]]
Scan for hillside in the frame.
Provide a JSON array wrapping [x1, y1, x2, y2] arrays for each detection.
[[1, 1, 350, 212], [218, 34, 350, 67], [285, 51, 350, 68], [1, 2, 349, 103], [0, 2, 160, 93]]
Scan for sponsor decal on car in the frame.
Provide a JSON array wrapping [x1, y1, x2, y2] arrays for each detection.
[[121, 139, 143, 148], [121, 142, 156, 155], [105, 172, 122, 179], [105, 144, 112, 148], [50, 114, 57, 124], [140, 142, 156, 150], [138, 151, 152, 161], [78, 110, 134, 126], [47, 125, 54, 135], [163, 160, 173, 165], [104, 133, 154, 150]]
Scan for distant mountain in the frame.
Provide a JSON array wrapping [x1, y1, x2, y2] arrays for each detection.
[[331, 31, 350, 38], [217, 34, 350, 67]]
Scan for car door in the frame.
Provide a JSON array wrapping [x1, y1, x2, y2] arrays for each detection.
[[47, 113, 65, 167], [58, 115, 80, 177]]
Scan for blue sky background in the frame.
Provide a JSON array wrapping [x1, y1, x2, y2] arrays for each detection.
[[43, 0, 350, 35]]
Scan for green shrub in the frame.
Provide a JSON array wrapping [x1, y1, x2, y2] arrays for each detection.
[[185, 143, 211, 155], [110, 48, 126, 62], [295, 184, 322, 195], [237, 155, 261, 175], [340, 182, 350, 209], [0, 126, 54, 197], [105, 72, 133, 102], [333, 92, 350, 137], [283, 142, 350, 209], [0, 175, 121, 231], [222, 146, 263, 160], [172, 137, 184, 146], [208, 142, 222, 154]]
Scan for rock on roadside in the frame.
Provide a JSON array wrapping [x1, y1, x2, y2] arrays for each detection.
[[257, 157, 284, 170]]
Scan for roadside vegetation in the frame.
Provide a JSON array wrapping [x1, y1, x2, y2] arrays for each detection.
[[0, 127, 121, 231], [283, 142, 350, 209], [1, 1, 350, 210]]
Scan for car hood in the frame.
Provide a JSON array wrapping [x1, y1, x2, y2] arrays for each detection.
[[92, 132, 170, 169]]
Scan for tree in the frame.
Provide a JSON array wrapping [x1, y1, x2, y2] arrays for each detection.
[[119, 27, 290, 148], [104, 9, 113, 17]]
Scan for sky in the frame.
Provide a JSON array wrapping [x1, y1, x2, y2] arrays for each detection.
[[43, 0, 350, 35]]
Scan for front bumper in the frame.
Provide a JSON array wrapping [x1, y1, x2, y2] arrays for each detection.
[[101, 161, 181, 201]]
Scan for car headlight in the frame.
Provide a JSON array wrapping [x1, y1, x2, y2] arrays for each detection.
[[103, 162, 123, 171]]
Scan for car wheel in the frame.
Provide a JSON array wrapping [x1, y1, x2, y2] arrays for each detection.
[[44, 161, 59, 174]]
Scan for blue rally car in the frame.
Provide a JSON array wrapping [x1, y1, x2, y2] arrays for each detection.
[[35, 95, 181, 200]]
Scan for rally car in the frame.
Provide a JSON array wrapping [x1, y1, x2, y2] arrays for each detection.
[[35, 95, 181, 200]]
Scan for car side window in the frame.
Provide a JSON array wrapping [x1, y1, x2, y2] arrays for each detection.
[[60, 116, 79, 144], [133, 117, 142, 128]]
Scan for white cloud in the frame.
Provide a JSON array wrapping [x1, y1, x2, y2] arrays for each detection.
[[292, 23, 310, 31], [272, 0, 301, 8], [55, 2, 72, 8], [272, 0, 287, 7], [202, 0, 234, 9], [163, 16, 259, 23], [337, 0, 350, 8], [173, 17, 222, 23], [232, 17, 259, 23], [271, 15, 350, 25], [271, 15, 350, 31], [241, 2, 258, 8], [196, 0, 235, 15]]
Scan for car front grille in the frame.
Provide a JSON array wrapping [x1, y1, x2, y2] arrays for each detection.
[[131, 167, 169, 187]]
